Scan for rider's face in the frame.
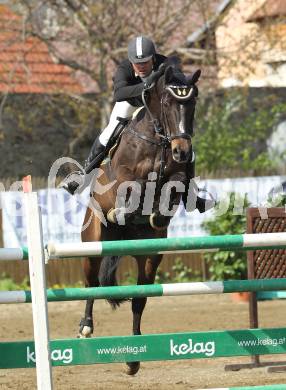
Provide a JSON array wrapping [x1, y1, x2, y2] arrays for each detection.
[[132, 59, 153, 78]]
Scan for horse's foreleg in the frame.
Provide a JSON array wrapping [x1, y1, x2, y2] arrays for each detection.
[[78, 257, 101, 338], [126, 255, 162, 375], [125, 296, 146, 375], [132, 255, 162, 334], [79, 298, 94, 338], [131, 297, 146, 336]]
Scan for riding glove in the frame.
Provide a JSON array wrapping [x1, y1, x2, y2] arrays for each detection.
[[143, 63, 167, 90]]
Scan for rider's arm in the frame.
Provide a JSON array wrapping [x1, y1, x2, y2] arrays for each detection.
[[113, 63, 144, 102]]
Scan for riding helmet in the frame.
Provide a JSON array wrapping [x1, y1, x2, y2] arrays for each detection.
[[128, 36, 156, 63]]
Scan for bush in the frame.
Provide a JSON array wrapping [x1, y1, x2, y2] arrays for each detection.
[[195, 91, 286, 174], [0, 273, 30, 290], [202, 192, 250, 280], [0, 273, 85, 290]]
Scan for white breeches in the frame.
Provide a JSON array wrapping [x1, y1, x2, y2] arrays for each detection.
[[99, 101, 139, 146]]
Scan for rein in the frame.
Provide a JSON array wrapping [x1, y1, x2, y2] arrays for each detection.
[[126, 89, 171, 196], [127, 127, 168, 147], [125, 90, 169, 146], [142, 89, 163, 136], [125, 83, 192, 198]]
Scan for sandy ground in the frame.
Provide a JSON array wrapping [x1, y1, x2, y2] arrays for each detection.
[[1, 294, 286, 389]]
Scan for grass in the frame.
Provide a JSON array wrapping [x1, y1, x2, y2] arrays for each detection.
[[0, 273, 85, 291]]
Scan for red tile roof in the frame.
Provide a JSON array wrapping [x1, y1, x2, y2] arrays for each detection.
[[0, 5, 84, 94]]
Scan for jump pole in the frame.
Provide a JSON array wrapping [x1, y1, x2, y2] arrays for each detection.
[[3, 278, 286, 304], [3, 231, 286, 262], [0, 247, 28, 260], [2, 189, 286, 390], [23, 176, 53, 390], [47, 232, 286, 258]]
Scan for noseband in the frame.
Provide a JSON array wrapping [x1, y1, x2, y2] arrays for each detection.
[[140, 84, 194, 146], [126, 76, 195, 149], [125, 81, 195, 196]]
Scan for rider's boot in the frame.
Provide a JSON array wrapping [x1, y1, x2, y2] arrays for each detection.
[[59, 138, 106, 195], [182, 153, 216, 213], [85, 137, 107, 174]]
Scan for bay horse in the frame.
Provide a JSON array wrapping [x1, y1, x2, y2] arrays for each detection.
[[80, 63, 201, 375]]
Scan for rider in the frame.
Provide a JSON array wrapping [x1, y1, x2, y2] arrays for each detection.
[[60, 35, 212, 213]]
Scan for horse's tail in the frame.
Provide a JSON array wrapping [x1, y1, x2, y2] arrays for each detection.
[[98, 255, 129, 309]]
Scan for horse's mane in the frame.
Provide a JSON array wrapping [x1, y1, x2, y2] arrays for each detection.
[[131, 57, 189, 127], [157, 56, 188, 91]]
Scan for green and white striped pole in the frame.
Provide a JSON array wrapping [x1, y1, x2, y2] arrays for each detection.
[[2, 278, 286, 304], [47, 232, 286, 258], [3, 232, 286, 262], [0, 247, 28, 260]]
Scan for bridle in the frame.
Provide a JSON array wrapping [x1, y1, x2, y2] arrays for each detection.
[[128, 83, 194, 146], [126, 79, 195, 194]]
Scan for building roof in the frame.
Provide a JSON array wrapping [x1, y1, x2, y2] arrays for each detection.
[[247, 0, 286, 22], [187, 0, 233, 46], [0, 5, 84, 94]]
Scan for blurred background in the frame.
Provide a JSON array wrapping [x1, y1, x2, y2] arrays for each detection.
[[0, 0, 285, 286]]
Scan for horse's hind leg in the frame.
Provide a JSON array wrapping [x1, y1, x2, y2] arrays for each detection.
[[126, 254, 162, 375], [78, 257, 102, 338]]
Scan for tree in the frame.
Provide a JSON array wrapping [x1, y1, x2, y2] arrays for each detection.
[[12, 0, 200, 155], [4, 0, 285, 175]]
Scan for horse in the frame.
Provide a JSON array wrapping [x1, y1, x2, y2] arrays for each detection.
[[79, 63, 201, 375]]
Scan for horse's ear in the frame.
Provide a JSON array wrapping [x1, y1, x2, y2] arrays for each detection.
[[188, 69, 201, 85], [164, 66, 174, 84]]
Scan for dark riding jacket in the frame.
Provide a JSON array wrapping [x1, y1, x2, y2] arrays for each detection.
[[113, 53, 167, 107]]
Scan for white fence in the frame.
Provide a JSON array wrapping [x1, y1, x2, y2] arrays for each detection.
[[1, 175, 285, 247]]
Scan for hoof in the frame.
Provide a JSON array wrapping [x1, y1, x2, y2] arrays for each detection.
[[107, 208, 116, 223], [126, 361, 140, 375], [107, 208, 134, 225], [77, 333, 92, 338], [77, 325, 92, 338], [149, 213, 170, 230]]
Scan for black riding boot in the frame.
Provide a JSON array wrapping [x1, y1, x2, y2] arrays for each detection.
[[182, 156, 215, 213], [59, 138, 106, 195], [84, 138, 107, 174]]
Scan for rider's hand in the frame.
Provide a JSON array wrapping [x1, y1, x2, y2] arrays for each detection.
[[143, 63, 167, 90]]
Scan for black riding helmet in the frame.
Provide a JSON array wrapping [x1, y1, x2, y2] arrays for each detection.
[[128, 36, 156, 63]]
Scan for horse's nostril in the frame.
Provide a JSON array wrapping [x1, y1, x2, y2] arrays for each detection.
[[180, 152, 187, 161], [173, 148, 180, 158], [173, 148, 188, 162]]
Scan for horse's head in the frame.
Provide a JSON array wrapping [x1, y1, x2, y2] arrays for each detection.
[[157, 64, 200, 163]]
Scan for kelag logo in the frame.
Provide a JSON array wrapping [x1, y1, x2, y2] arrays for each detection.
[[27, 347, 73, 364], [170, 339, 215, 357]]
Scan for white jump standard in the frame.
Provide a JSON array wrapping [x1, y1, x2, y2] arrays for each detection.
[[1, 187, 286, 390]]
